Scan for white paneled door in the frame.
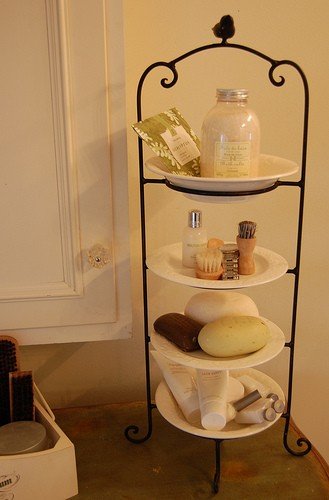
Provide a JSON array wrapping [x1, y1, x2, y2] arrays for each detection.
[[0, 0, 131, 344]]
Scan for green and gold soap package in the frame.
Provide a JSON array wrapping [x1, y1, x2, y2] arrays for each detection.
[[132, 108, 200, 176]]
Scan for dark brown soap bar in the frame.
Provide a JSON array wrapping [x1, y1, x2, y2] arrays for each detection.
[[153, 313, 202, 352]]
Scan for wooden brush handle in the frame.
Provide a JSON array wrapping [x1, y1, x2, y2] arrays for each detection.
[[236, 236, 256, 275]]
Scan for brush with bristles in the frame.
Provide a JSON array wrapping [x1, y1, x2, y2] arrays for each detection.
[[0, 335, 20, 425], [238, 220, 257, 239], [0, 376, 11, 426], [195, 248, 223, 280], [9, 370, 35, 422], [237, 220, 257, 275], [0, 336, 19, 376]]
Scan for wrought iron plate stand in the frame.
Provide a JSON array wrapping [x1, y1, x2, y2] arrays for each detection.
[[124, 14, 312, 493]]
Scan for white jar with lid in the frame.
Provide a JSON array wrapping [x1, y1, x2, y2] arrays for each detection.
[[200, 89, 260, 178]]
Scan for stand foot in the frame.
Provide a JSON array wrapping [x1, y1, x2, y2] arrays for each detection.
[[282, 414, 312, 456], [212, 439, 222, 493], [124, 403, 156, 444]]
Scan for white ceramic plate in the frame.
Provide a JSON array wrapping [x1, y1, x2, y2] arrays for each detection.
[[151, 316, 285, 370], [155, 368, 285, 440], [145, 154, 299, 193], [147, 242, 288, 289]]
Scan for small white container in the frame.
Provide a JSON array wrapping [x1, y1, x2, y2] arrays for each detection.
[[182, 209, 207, 268], [0, 421, 48, 455], [235, 396, 280, 424], [200, 89, 260, 178]]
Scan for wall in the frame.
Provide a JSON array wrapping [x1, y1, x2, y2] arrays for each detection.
[[20, 0, 328, 464]]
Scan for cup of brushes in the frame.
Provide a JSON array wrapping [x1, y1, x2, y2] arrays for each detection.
[[236, 220, 257, 275]]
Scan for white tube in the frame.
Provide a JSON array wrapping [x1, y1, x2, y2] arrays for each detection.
[[151, 351, 200, 425], [235, 374, 270, 398], [196, 369, 229, 430]]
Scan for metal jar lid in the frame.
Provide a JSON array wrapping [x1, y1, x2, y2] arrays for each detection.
[[0, 421, 48, 455], [216, 88, 249, 101]]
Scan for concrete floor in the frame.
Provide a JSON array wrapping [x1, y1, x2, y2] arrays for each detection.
[[54, 402, 329, 500]]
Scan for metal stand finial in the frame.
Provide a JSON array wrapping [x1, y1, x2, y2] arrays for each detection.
[[212, 15, 235, 42]]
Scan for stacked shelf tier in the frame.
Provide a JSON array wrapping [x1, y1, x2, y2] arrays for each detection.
[[155, 368, 285, 440], [151, 316, 285, 370], [147, 242, 288, 289]]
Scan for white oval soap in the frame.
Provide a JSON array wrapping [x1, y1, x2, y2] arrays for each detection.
[[184, 291, 259, 326], [198, 316, 269, 358]]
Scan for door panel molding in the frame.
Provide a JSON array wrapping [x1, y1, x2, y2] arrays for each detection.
[[0, 0, 82, 302], [44, 0, 83, 296]]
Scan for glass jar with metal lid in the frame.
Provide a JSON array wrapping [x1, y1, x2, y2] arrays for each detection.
[[200, 89, 260, 178]]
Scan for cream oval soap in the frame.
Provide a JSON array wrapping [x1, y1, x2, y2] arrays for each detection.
[[184, 291, 259, 326], [198, 316, 269, 357]]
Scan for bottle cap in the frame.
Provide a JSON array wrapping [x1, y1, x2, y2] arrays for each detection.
[[264, 407, 277, 422], [188, 209, 202, 228], [267, 392, 279, 402], [273, 399, 285, 413], [216, 88, 249, 101], [201, 401, 226, 430]]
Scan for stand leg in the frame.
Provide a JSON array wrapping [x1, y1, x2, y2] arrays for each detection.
[[124, 403, 156, 444], [212, 439, 222, 494], [282, 413, 312, 456], [282, 335, 312, 456], [124, 331, 155, 444]]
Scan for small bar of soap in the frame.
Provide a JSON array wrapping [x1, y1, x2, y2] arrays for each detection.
[[153, 313, 202, 352]]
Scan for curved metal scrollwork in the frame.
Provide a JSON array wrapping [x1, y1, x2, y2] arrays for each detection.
[[160, 63, 178, 89], [124, 424, 152, 444], [137, 48, 308, 116], [268, 63, 286, 87], [283, 419, 312, 456]]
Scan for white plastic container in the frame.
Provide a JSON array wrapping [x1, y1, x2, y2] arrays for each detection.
[[0, 398, 78, 500], [196, 369, 229, 430], [200, 89, 260, 178], [235, 396, 280, 424], [151, 351, 200, 425], [182, 209, 207, 268]]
